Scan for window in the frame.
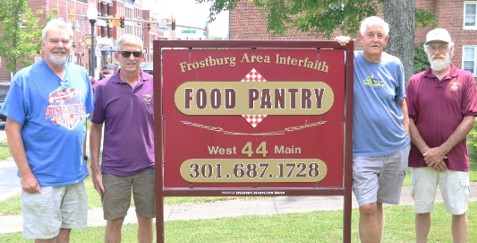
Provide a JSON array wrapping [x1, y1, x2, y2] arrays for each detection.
[[463, 46, 477, 76], [464, 2, 477, 28], [75, 20, 81, 32]]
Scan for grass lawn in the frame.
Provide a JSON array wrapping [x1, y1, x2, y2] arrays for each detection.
[[0, 203, 476, 242]]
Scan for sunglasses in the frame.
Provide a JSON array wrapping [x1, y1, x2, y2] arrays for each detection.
[[119, 51, 142, 58]]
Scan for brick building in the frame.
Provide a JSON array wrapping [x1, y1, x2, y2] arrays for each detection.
[[2, 0, 477, 80], [0, 0, 163, 81], [229, 0, 477, 77]]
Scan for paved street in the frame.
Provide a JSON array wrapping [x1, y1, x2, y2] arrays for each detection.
[[0, 158, 19, 201]]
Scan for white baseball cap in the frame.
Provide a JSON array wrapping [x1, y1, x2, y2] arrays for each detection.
[[425, 28, 452, 44]]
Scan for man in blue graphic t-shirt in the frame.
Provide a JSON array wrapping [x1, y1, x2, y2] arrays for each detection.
[[0, 19, 94, 241]]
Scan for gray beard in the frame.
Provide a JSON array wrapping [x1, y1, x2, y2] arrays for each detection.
[[430, 58, 451, 71], [48, 55, 67, 65]]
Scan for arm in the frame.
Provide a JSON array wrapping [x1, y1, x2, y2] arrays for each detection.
[[89, 122, 105, 196], [424, 115, 475, 165], [396, 99, 409, 135], [5, 118, 41, 193], [409, 118, 447, 171]]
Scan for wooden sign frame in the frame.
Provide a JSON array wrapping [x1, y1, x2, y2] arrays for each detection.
[[154, 40, 354, 243]]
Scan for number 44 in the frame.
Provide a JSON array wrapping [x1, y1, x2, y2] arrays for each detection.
[[241, 142, 268, 158]]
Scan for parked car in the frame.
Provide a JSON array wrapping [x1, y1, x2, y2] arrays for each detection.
[[140, 62, 153, 75], [0, 81, 11, 123], [99, 64, 116, 80]]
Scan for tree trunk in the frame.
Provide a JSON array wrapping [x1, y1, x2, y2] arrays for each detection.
[[384, 0, 415, 83]]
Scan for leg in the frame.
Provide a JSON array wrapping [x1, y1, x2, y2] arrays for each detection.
[[359, 202, 383, 243], [452, 213, 467, 243], [410, 168, 438, 243], [132, 169, 156, 243], [439, 171, 469, 243], [137, 214, 154, 243], [34, 228, 71, 243], [56, 228, 71, 243], [102, 174, 133, 243], [415, 213, 431, 243], [376, 202, 384, 238], [105, 217, 125, 243], [35, 239, 56, 243], [56, 182, 87, 243]]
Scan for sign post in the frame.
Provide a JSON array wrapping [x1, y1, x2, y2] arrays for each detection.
[[154, 40, 354, 242]]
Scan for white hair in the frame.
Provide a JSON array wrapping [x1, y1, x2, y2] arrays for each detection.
[[359, 16, 389, 36], [42, 19, 74, 42]]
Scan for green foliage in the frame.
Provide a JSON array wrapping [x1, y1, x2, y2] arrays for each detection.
[[0, 139, 10, 160], [467, 120, 477, 164], [465, 121, 477, 181], [198, 0, 436, 38], [280, 0, 381, 38], [196, 0, 240, 22], [0, 1, 59, 74], [0, 0, 40, 73], [414, 44, 430, 73], [415, 8, 438, 29]]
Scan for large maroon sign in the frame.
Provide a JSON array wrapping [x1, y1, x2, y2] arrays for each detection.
[[154, 40, 354, 243], [155, 41, 353, 194]]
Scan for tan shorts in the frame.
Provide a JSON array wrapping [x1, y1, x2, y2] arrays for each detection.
[[411, 167, 469, 215], [21, 182, 87, 239], [102, 168, 156, 220]]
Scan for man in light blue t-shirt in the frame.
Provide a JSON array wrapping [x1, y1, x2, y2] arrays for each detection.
[[0, 19, 94, 241], [338, 16, 410, 243]]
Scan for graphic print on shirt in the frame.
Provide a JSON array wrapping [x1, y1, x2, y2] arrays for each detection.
[[450, 82, 460, 92], [45, 87, 86, 130], [143, 93, 153, 105], [363, 74, 385, 87]]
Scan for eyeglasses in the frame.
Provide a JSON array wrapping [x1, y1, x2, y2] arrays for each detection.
[[427, 44, 448, 52], [365, 32, 386, 40], [119, 51, 142, 58]]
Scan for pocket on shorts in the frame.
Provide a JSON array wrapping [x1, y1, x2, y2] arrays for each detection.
[[460, 179, 470, 197]]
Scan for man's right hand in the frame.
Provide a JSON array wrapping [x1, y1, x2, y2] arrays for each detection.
[[21, 173, 41, 194], [335, 36, 351, 46], [90, 164, 105, 196]]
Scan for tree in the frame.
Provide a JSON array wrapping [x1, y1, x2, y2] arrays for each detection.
[[197, 0, 437, 81], [383, 0, 415, 83], [0, 0, 45, 76]]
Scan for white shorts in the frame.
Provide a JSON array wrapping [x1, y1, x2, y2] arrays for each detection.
[[21, 182, 87, 239], [411, 167, 469, 215]]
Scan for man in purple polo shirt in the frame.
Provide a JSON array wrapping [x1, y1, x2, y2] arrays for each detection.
[[406, 28, 477, 243], [89, 34, 155, 243]]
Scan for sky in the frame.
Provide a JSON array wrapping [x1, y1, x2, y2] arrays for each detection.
[[144, 0, 229, 39]]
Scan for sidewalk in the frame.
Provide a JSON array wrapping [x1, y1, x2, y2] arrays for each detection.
[[0, 158, 20, 202], [1, 158, 477, 234]]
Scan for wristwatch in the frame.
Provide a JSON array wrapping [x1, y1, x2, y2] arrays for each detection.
[[83, 155, 89, 161]]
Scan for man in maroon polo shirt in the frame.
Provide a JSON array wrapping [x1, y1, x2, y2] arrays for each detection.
[[406, 28, 477, 243], [89, 34, 155, 243]]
